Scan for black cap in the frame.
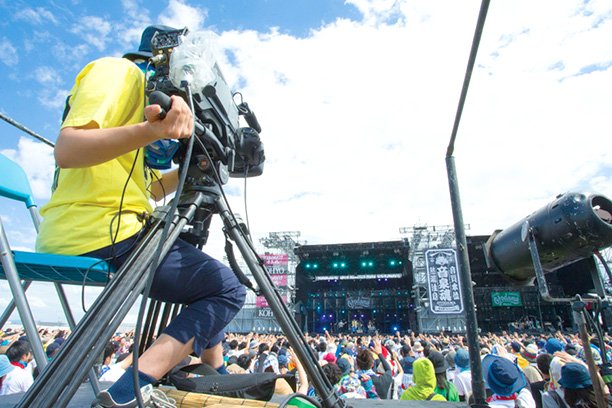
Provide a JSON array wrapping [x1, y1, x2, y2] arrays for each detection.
[[123, 25, 179, 61], [427, 350, 448, 374]]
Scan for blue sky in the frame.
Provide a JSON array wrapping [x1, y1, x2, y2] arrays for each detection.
[[1, 0, 611, 324]]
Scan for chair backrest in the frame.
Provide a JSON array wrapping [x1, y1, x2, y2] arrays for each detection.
[[0, 153, 35, 207]]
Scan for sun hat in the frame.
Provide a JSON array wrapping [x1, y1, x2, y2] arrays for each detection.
[[46, 341, 60, 358], [455, 348, 470, 369], [427, 351, 448, 374], [322, 352, 337, 364], [510, 341, 522, 353], [565, 343, 579, 356], [559, 362, 592, 390], [336, 357, 352, 376], [0, 355, 14, 377], [522, 344, 538, 363], [277, 354, 288, 368], [482, 354, 527, 397], [412, 341, 424, 352], [123, 25, 182, 61], [545, 338, 564, 354]]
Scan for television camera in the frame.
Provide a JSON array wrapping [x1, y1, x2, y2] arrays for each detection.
[[145, 28, 264, 183]]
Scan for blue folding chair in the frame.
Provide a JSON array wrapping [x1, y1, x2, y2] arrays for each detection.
[[0, 152, 113, 390]]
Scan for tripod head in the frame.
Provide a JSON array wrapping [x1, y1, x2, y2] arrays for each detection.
[[146, 28, 265, 182]]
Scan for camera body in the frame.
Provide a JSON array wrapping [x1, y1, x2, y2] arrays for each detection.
[[146, 28, 264, 180]]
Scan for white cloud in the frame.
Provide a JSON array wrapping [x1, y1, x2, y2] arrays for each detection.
[[159, 0, 207, 31], [34, 67, 62, 85], [1, 137, 55, 200], [115, 0, 152, 52], [208, 0, 612, 248], [0, 37, 18, 66], [70, 16, 113, 51], [39, 88, 70, 110], [51, 42, 90, 66], [13, 7, 58, 25], [2, 0, 612, 324]]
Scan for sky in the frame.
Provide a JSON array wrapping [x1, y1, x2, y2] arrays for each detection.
[[0, 0, 611, 325]]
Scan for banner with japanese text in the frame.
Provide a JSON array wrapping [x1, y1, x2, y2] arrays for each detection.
[[425, 249, 464, 314]]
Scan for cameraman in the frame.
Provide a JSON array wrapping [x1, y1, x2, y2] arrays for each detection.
[[35, 25, 246, 407]]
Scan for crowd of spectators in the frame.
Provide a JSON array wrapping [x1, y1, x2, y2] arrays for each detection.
[[1, 325, 611, 407]]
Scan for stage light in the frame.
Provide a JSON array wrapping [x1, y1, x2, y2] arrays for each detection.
[[485, 192, 612, 284], [389, 260, 397, 266], [332, 262, 339, 268], [393, 326, 398, 331], [360, 261, 367, 267], [368, 261, 374, 267], [340, 262, 346, 268]]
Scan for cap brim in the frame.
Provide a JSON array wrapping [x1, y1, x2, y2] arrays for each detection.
[[123, 51, 153, 61]]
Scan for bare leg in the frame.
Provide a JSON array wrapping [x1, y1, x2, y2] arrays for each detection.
[[200, 342, 224, 368], [136, 334, 194, 380]]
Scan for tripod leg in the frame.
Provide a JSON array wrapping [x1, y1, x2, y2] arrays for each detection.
[[18, 193, 206, 408], [216, 197, 346, 408]]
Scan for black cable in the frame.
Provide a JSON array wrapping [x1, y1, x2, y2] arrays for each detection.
[[148, 167, 167, 206], [81, 223, 145, 313], [132, 81, 197, 408], [110, 148, 140, 264], [80, 258, 111, 313], [243, 165, 253, 240]]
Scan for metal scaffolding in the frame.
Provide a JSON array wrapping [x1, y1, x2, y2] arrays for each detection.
[[400, 224, 469, 333]]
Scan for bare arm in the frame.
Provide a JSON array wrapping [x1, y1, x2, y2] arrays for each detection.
[[150, 168, 179, 201], [292, 351, 309, 395], [55, 96, 193, 168]]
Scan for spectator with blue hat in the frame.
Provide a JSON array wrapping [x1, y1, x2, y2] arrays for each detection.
[[545, 338, 565, 355], [0, 355, 15, 395], [453, 348, 472, 402], [558, 362, 597, 407], [482, 354, 536, 407]]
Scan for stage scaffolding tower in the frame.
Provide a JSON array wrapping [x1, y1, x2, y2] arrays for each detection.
[[400, 224, 469, 333], [260, 231, 302, 302], [224, 231, 304, 333]]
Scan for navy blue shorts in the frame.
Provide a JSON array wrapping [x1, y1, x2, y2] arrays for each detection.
[[84, 232, 246, 356]]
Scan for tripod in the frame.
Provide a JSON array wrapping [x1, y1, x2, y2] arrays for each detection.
[[16, 174, 346, 407]]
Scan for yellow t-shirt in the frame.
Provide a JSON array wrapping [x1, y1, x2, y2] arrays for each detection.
[[36, 57, 154, 255]]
